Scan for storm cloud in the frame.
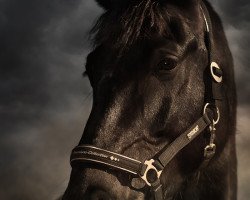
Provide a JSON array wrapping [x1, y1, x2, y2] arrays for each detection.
[[0, 0, 99, 199], [211, 0, 250, 105], [0, 0, 249, 200]]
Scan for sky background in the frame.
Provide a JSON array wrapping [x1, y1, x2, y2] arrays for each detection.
[[0, 0, 249, 199]]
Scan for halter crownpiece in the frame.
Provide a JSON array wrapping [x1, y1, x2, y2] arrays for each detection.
[[70, 2, 223, 200]]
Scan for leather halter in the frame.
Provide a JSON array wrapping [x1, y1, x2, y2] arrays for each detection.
[[70, 2, 223, 200]]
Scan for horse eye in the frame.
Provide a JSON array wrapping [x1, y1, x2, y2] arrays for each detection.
[[157, 58, 177, 72]]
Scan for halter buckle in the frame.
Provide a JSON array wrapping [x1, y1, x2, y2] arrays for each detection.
[[210, 62, 223, 83], [203, 103, 220, 125], [141, 159, 162, 186]]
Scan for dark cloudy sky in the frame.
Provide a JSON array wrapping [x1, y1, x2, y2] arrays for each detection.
[[0, 0, 249, 200]]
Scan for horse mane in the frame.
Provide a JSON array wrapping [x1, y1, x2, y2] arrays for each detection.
[[91, 0, 172, 56]]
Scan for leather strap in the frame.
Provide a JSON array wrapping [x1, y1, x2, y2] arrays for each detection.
[[201, 1, 224, 102], [71, 145, 143, 175], [151, 179, 164, 200], [199, 1, 222, 169], [154, 114, 211, 169]]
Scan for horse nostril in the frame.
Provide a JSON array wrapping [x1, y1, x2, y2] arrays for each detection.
[[87, 188, 112, 200]]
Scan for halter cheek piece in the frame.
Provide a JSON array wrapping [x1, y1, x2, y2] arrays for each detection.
[[70, 2, 223, 200]]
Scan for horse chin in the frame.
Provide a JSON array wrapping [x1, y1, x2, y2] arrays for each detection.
[[64, 168, 146, 200], [63, 167, 186, 200]]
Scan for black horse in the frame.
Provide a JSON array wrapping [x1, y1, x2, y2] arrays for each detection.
[[63, 0, 237, 199]]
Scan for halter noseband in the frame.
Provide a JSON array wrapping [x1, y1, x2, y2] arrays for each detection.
[[70, 2, 223, 200]]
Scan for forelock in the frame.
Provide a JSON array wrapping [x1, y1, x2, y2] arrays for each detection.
[[91, 0, 172, 56]]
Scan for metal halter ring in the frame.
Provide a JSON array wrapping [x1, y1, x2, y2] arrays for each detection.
[[210, 62, 223, 83], [203, 103, 220, 125], [141, 159, 162, 186]]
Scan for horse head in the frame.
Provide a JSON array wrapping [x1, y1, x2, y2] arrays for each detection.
[[63, 0, 237, 199]]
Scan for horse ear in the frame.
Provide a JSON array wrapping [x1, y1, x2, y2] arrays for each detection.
[[95, 0, 119, 10], [96, 0, 199, 10], [159, 0, 198, 7], [95, 0, 147, 10]]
